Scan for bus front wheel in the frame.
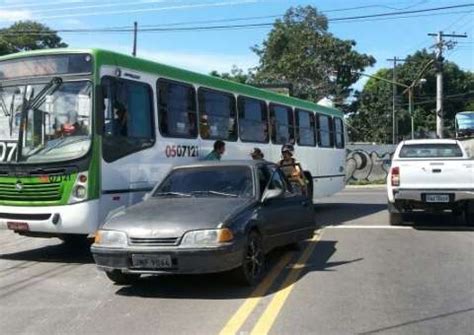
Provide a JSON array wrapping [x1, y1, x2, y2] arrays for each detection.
[[59, 234, 91, 247]]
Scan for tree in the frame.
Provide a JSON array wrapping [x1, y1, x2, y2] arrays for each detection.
[[210, 65, 252, 84], [0, 21, 67, 56], [251, 6, 375, 103], [346, 69, 393, 143], [348, 49, 474, 142]]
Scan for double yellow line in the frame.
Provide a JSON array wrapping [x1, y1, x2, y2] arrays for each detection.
[[219, 230, 322, 335]]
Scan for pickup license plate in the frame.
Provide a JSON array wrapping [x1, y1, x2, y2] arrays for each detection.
[[425, 194, 450, 203], [7, 221, 29, 232], [131, 254, 172, 269]]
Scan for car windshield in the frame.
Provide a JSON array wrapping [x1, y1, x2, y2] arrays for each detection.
[[0, 80, 92, 164], [399, 144, 463, 158], [154, 166, 254, 198]]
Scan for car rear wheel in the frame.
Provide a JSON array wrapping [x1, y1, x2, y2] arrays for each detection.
[[233, 231, 265, 286], [389, 212, 404, 225], [465, 201, 474, 226], [105, 270, 140, 285]]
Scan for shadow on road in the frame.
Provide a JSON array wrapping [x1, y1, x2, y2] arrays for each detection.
[[314, 203, 386, 226], [115, 239, 362, 300], [0, 242, 94, 264]]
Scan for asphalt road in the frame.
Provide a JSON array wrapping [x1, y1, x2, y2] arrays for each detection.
[[1, 187, 473, 335]]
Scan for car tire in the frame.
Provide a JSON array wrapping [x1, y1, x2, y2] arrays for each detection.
[[233, 231, 265, 286], [389, 212, 404, 225], [105, 270, 140, 285], [465, 201, 474, 226]]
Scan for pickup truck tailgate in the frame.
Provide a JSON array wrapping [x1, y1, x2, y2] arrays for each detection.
[[399, 160, 474, 189]]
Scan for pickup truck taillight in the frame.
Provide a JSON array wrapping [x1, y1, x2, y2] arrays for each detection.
[[391, 167, 400, 186]]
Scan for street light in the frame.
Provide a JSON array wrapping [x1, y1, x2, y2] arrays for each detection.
[[353, 60, 434, 141]]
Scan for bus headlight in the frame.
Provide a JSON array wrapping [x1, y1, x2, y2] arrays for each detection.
[[94, 230, 128, 248], [69, 172, 88, 204], [180, 228, 234, 248]]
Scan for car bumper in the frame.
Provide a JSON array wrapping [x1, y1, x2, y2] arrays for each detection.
[[389, 189, 474, 213], [0, 200, 100, 235], [91, 243, 244, 275], [393, 189, 474, 202]]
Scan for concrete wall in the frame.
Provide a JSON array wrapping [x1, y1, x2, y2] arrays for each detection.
[[346, 144, 397, 182]]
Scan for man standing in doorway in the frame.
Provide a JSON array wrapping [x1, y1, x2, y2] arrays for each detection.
[[204, 140, 225, 161]]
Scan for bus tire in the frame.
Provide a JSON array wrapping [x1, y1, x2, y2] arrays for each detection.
[[303, 171, 313, 200], [60, 234, 91, 247]]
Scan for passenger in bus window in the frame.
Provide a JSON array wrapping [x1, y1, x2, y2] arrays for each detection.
[[250, 148, 265, 161], [200, 114, 210, 139], [204, 140, 225, 161], [113, 102, 128, 137]]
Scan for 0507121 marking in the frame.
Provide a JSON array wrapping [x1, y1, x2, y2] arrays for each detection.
[[165, 145, 199, 158]]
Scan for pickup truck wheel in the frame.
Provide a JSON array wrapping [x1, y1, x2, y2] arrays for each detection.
[[465, 202, 474, 226], [232, 231, 265, 286], [105, 270, 140, 285], [389, 212, 404, 225]]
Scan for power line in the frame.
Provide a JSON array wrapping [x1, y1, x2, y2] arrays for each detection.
[[1, 4, 473, 35]]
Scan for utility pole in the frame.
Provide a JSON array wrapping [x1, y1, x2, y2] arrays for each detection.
[[428, 31, 467, 138], [387, 57, 406, 144], [132, 21, 138, 57]]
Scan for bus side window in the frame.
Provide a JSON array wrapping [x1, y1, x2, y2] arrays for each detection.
[[101, 76, 155, 162], [334, 117, 345, 149], [198, 88, 237, 141], [296, 109, 316, 147], [238, 96, 268, 143], [158, 79, 197, 138], [317, 114, 334, 148], [270, 104, 294, 144]]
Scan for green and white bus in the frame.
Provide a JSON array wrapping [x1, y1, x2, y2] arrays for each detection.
[[0, 49, 345, 240]]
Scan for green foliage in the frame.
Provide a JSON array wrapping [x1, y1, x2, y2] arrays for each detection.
[[349, 49, 474, 142], [0, 21, 67, 56], [251, 6, 375, 103], [210, 65, 252, 84]]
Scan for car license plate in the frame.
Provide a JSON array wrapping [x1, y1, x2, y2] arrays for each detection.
[[425, 194, 450, 203], [7, 221, 29, 232], [131, 254, 172, 269]]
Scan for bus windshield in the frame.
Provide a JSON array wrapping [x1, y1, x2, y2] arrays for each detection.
[[455, 111, 474, 138], [0, 79, 92, 164]]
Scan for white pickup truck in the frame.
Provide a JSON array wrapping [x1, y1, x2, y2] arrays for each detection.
[[387, 139, 474, 225]]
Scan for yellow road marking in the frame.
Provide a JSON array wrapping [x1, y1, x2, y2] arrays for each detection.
[[219, 252, 294, 335], [250, 232, 322, 335]]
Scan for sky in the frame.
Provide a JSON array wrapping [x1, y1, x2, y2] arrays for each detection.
[[0, 0, 472, 92]]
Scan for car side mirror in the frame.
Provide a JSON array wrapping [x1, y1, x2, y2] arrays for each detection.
[[261, 188, 284, 203]]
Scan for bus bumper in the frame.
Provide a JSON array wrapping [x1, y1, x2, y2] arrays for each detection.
[[0, 200, 100, 235]]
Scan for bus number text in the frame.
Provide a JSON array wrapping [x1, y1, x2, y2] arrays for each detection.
[[0, 142, 17, 162], [165, 145, 199, 158]]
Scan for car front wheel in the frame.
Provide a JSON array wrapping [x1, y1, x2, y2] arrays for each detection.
[[105, 270, 140, 285], [233, 231, 265, 286]]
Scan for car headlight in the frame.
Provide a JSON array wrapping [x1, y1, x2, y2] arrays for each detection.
[[180, 228, 234, 248], [94, 230, 128, 248]]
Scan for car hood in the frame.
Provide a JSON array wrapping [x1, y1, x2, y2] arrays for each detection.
[[103, 197, 255, 238]]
